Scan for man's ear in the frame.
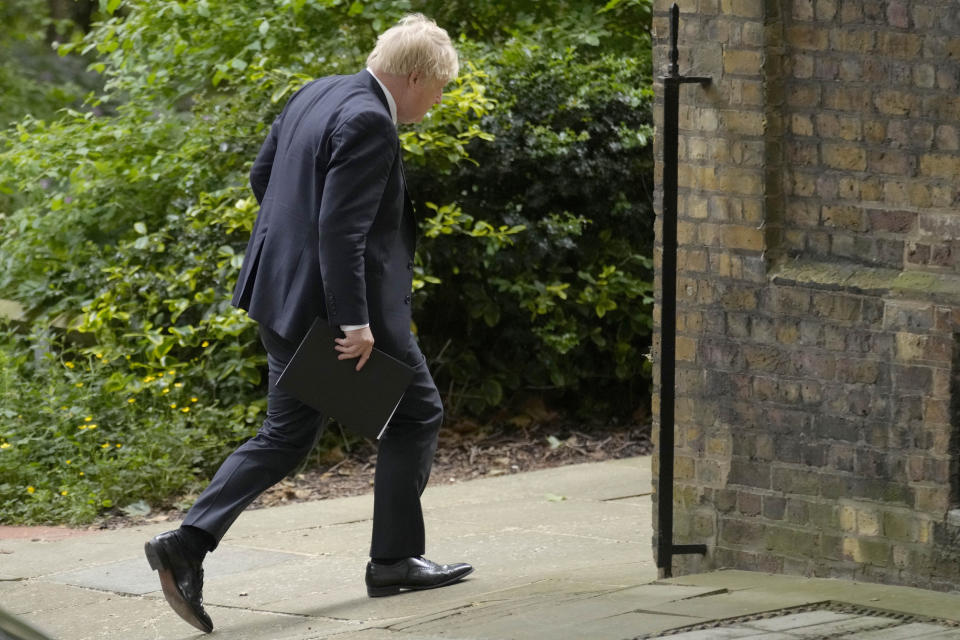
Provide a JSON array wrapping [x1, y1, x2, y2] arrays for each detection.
[[407, 70, 422, 87]]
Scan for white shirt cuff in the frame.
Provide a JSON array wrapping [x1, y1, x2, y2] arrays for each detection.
[[340, 324, 369, 332]]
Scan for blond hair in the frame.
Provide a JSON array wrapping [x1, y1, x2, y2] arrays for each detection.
[[366, 14, 459, 83]]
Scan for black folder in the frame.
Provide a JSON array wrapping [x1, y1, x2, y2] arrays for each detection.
[[276, 318, 415, 439]]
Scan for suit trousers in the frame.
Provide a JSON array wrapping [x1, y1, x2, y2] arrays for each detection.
[[182, 324, 443, 559]]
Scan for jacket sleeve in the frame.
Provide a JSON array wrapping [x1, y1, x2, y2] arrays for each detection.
[[250, 115, 281, 205], [317, 111, 397, 327]]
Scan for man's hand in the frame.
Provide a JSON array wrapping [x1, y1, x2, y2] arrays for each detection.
[[335, 326, 375, 371]]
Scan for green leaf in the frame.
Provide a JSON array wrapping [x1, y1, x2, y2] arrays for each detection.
[[134, 222, 147, 235], [481, 379, 502, 407], [121, 500, 151, 516], [347, 1, 364, 16]]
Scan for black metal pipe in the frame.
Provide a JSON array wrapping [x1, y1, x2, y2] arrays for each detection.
[[656, 3, 710, 578]]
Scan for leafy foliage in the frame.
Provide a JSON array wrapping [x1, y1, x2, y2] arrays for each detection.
[[0, 0, 97, 126], [411, 35, 655, 416], [0, 0, 654, 524]]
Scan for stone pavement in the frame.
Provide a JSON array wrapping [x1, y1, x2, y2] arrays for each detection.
[[2, 456, 960, 640]]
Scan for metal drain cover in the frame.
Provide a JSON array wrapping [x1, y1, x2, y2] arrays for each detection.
[[638, 601, 960, 639]]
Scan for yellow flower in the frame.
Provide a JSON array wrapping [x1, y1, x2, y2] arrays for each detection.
[[75, 383, 84, 388], [115, 444, 122, 448], [157, 372, 164, 378], [101, 443, 111, 449], [27, 486, 35, 494], [162, 388, 170, 394], [85, 416, 93, 422], [191, 397, 198, 403], [174, 382, 183, 388], [201, 341, 209, 348], [65, 361, 75, 369], [0, 443, 11, 450], [61, 406, 68, 411], [143, 376, 155, 383], [128, 398, 136, 404], [66, 459, 71, 464], [61, 490, 68, 496], [181, 407, 190, 413], [169, 403, 177, 409], [95, 353, 103, 359], [168, 370, 175, 376], [88, 424, 97, 430], [79, 471, 84, 476]]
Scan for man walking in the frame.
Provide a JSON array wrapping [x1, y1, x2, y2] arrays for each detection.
[[144, 14, 472, 633]]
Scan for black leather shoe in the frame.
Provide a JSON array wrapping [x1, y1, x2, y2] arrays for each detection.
[[365, 557, 473, 597], [144, 531, 213, 633]]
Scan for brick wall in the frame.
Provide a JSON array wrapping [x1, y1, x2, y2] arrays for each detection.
[[652, 0, 960, 590]]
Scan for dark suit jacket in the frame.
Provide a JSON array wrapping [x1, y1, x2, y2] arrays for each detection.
[[232, 71, 419, 364]]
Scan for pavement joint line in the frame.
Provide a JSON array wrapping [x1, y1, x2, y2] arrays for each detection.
[[603, 493, 654, 501], [631, 608, 706, 619], [226, 517, 374, 538], [219, 543, 332, 558], [673, 587, 730, 600], [412, 520, 643, 544]]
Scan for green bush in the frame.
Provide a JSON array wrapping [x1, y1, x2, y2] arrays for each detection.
[[411, 36, 655, 417], [0, 327, 263, 524], [0, 0, 654, 524]]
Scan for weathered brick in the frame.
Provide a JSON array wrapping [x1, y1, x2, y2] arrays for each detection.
[[767, 524, 819, 556], [868, 149, 915, 176], [815, 0, 837, 20], [866, 209, 916, 233], [772, 466, 820, 495], [792, 0, 814, 20], [723, 49, 764, 75], [884, 301, 934, 331], [815, 113, 862, 141], [876, 31, 923, 58], [823, 86, 872, 111], [886, 0, 909, 27], [844, 537, 891, 566], [895, 333, 928, 362], [675, 336, 698, 362], [874, 90, 921, 117], [840, 0, 862, 23], [788, 84, 822, 108], [913, 63, 936, 89], [830, 27, 875, 52], [812, 292, 862, 322], [822, 143, 867, 170], [914, 485, 950, 513], [720, 516, 767, 546], [729, 459, 772, 488], [720, 0, 763, 17], [918, 154, 960, 179], [935, 125, 959, 152], [787, 25, 829, 50], [721, 109, 766, 135], [821, 205, 864, 231]]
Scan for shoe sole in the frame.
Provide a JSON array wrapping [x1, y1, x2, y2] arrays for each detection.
[[367, 567, 475, 597], [144, 541, 214, 634]]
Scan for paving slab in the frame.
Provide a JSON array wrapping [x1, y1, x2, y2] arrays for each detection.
[[843, 624, 960, 640], [48, 546, 304, 595], [7, 456, 960, 640], [661, 570, 960, 624]]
